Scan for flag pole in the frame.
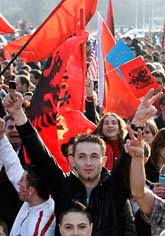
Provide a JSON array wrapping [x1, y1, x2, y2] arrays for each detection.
[[80, 7, 86, 112], [0, 41, 29, 77], [0, 0, 66, 77]]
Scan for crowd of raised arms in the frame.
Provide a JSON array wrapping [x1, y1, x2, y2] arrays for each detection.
[[0, 9, 165, 236]]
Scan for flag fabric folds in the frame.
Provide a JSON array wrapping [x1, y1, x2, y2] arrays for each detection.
[[106, 38, 135, 70], [100, 16, 139, 119], [103, 69, 140, 119], [0, 14, 16, 34], [28, 32, 97, 172], [28, 32, 89, 120], [58, 110, 96, 146], [106, 0, 115, 36], [97, 12, 116, 109], [119, 56, 159, 98], [4, 0, 97, 62]]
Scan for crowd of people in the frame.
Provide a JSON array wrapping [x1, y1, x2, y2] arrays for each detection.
[[0, 17, 164, 236]]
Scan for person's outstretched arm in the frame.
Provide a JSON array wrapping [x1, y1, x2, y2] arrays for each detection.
[[124, 126, 156, 217], [112, 88, 163, 198], [3, 92, 66, 198]]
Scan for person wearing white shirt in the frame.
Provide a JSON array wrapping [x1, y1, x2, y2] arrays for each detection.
[[0, 119, 55, 236]]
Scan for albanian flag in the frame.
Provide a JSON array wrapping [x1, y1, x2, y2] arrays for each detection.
[[4, 0, 97, 62], [28, 32, 96, 172]]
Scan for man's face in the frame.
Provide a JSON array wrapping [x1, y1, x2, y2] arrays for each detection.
[[15, 77, 24, 94], [1, 62, 13, 81], [74, 142, 106, 187], [153, 76, 164, 94], [143, 126, 154, 144], [5, 119, 22, 150], [16, 57, 24, 69], [160, 54, 165, 64], [17, 171, 31, 202], [59, 212, 93, 236], [67, 144, 75, 171], [102, 115, 119, 140]]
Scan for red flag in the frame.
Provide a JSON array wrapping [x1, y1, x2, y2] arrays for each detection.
[[97, 12, 116, 108], [32, 116, 70, 172], [27, 32, 94, 172], [103, 69, 140, 119], [0, 14, 16, 34], [101, 20, 115, 112], [119, 56, 159, 98], [58, 110, 96, 146], [4, 0, 97, 62], [101, 20, 139, 118], [32, 110, 96, 172], [28, 32, 89, 119], [106, 0, 115, 36], [162, 19, 165, 49], [85, 0, 98, 24]]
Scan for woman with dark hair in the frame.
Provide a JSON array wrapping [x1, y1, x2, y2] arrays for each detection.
[[96, 112, 127, 170], [59, 200, 93, 236]]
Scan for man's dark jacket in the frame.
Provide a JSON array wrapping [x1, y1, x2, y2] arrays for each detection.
[[16, 120, 137, 236]]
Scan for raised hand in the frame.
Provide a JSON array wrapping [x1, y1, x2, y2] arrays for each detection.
[[132, 88, 163, 126], [3, 92, 24, 115], [86, 76, 94, 97], [3, 92, 27, 126], [124, 125, 144, 159]]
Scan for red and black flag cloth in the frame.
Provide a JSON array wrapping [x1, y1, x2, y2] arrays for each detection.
[[27, 32, 96, 172], [119, 56, 159, 99], [100, 17, 139, 119], [4, 0, 98, 62]]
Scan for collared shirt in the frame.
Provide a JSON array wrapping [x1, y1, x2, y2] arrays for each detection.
[[10, 198, 55, 236], [143, 196, 165, 236]]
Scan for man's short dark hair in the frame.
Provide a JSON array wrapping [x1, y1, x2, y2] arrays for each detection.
[[143, 54, 154, 61], [59, 200, 92, 225], [61, 136, 75, 157], [72, 134, 106, 157], [30, 69, 42, 80], [151, 70, 165, 83], [16, 75, 30, 88], [3, 113, 14, 124], [24, 164, 50, 200]]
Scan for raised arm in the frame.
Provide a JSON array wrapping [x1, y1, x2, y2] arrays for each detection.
[[124, 126, 155, 217], [112, 88, 163, 198], [0, 118, 23, 191], [131, 88, 162, 127], [3, 92, 66, 197]]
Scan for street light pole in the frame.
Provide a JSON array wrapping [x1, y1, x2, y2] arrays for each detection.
[[135, 0, 138, 28], [142, 0, 146, 29]]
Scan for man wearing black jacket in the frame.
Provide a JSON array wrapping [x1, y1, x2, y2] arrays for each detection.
[[3, 89, 161, 236]]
